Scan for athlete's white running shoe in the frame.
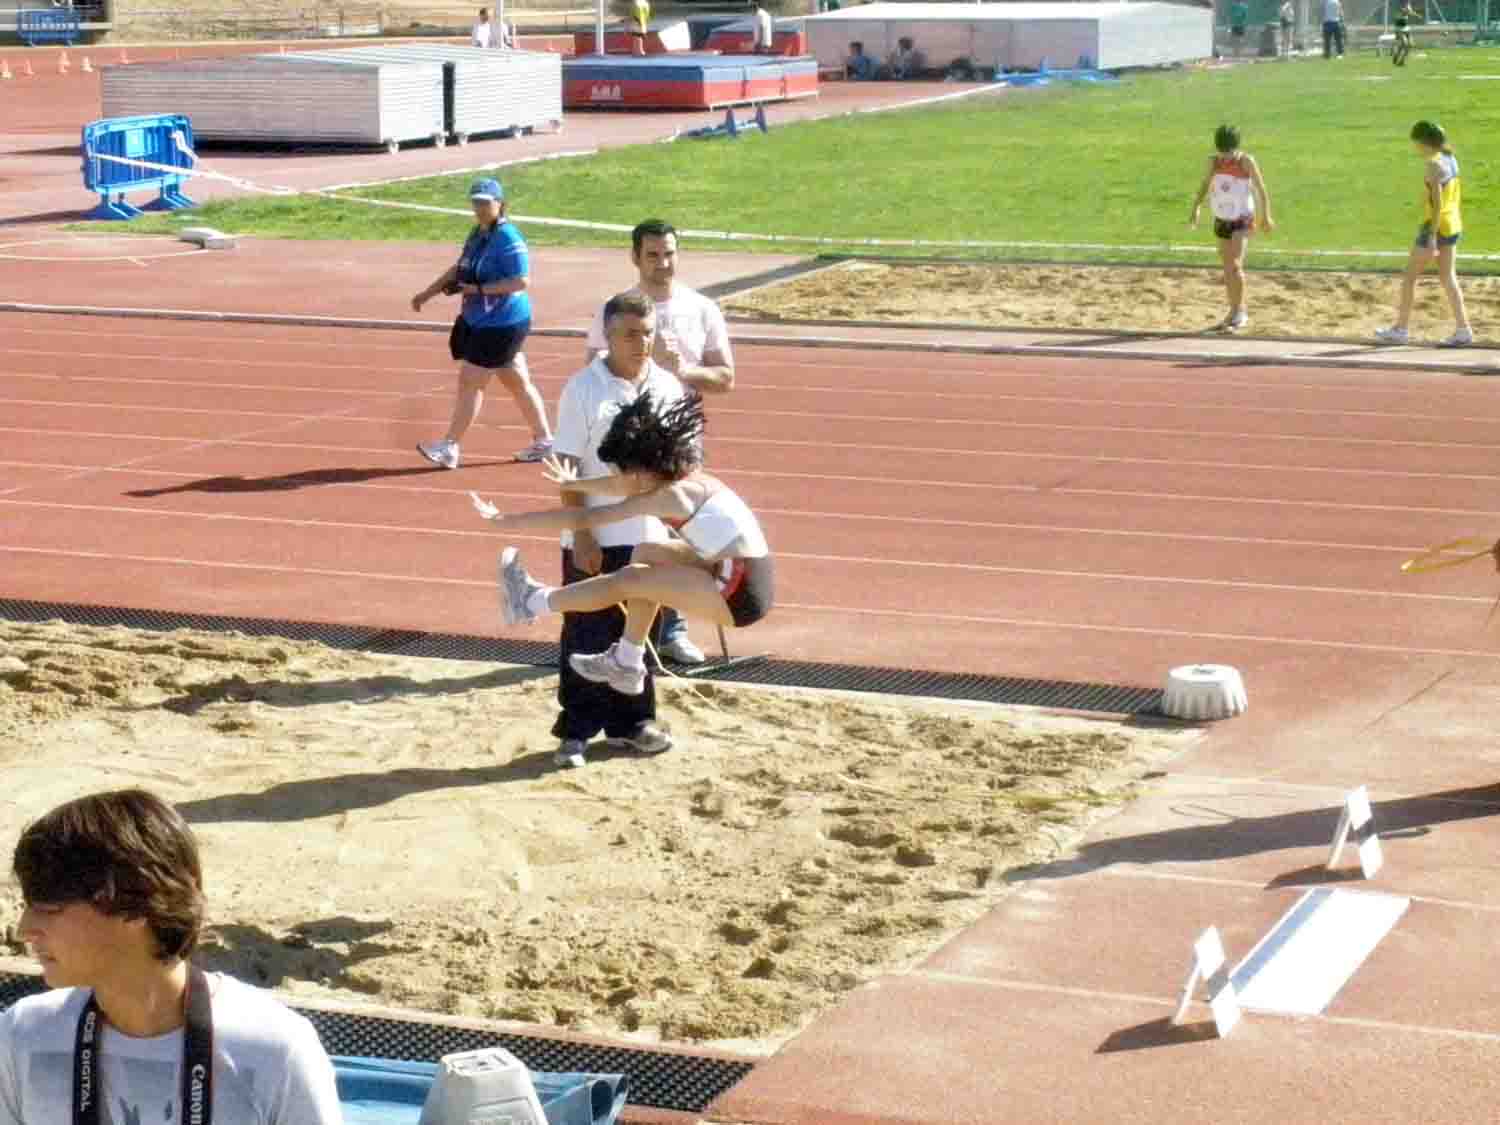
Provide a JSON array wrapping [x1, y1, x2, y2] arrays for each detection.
[[1438, 328, 1475, 348], [569, 644, 647, 696], [417, 439, 460, 470], [1374, 326, 1410, 345], [498, 547, 545, 627]]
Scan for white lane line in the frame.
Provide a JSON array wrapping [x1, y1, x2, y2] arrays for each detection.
[[13, 364, 1500, 430], [1, 544, 1495, 657], [4, 406, 1500, 482], [4, 427, 1500, 517], [774, 601, 1500, 659], [9, 383, 1500, 458], [1231, 889, 1409, 1016], [1102, 865, 1500, 916], [0, 460, 1479, 553], [914, 970, 1500, 1044], [1, 498, 1488, 605]]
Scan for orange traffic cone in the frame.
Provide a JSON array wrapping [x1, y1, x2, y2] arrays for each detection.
[[23, 58, 34, 77], [0, 60, 11, 80], [119, 48, 130, 64], [81, 56, 93, 73], [57, 50, 70, 74]]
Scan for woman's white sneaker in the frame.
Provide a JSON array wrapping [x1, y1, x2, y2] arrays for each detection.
[[569, 645, 646, 696], [1439, 328, 1475, 348], [1373, 326, 1410, 345]]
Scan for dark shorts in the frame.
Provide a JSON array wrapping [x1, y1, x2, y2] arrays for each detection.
[[1231, 25, 1246, 35], [450, 316, 529, 369], [721, 555, 774, 628], [1416, 225, 1461, 249], [1213, 216, 1254, 240]]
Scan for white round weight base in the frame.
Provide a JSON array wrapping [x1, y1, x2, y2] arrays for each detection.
[[1161, 664, 1247, 721]]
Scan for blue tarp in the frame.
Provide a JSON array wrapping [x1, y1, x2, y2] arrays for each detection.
[[335, 1056, 629, 1125]]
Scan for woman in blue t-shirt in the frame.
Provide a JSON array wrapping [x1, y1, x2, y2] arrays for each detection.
[[410, 178, 553, 469]]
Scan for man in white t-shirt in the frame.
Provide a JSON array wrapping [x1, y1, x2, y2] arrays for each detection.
[[1321, 0, 1344, 57], [471, 6, 493, 47], [553, 292, 688, 768], [585, 219, 735, 666], [1, 789, 341, 1125]]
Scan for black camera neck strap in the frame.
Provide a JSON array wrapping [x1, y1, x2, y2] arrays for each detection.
[[73, 965, 214, 1125]]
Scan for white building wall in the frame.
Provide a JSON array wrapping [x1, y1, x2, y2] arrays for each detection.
[[1096, 4, 1213, 68], [805, 3, 1210, 72]]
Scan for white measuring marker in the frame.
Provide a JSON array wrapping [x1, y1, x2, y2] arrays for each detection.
[[1172, 926, 1241, 1037], [1231, 888, 1409, 1016], [1327, 785, 1383, 878]]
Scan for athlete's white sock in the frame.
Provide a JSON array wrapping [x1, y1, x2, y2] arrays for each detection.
[[526, 587, 556, 617], [615, 639, 646, 669]]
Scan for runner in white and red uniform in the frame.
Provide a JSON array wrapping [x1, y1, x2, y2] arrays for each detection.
[[1189, 125, 1276, 332]]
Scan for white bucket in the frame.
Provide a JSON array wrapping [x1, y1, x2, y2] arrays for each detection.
[[418, 1047, 548, 1125]]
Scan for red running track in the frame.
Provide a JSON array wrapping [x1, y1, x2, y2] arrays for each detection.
[[4, 310, 1500, 689]]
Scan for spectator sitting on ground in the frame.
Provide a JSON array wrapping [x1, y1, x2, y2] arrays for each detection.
[[888, 36, 924, 78], [846, 40, 878, 79]]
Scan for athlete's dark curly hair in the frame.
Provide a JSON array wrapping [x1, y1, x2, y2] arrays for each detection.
[[597, 391, 705, 481]]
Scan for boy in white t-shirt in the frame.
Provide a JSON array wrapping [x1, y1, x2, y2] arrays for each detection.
[[584, 219, 735, 666], [0, 789, 341, 1125]]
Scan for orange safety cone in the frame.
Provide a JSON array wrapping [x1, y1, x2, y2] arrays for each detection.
[[82, 56, 93, 73], [58, 50, 70, 74], [119, 48, 130, 64], [23, 58, 34, 77]]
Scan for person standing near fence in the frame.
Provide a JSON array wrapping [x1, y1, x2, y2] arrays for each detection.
[[1374, 121, 1473, 348], [471, 6, 493, 47], [1279, 0, 1295, 54], [751, 0, 775, 53], [1322, 0, 1345, 56], [1393, 0, 1417, 64], [410, 178, 552, 470], [631, 0, 651, 55], [585, 219, 736, 665]]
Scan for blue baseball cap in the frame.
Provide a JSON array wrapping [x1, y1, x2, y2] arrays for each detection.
[[469, 178, 503, 202]]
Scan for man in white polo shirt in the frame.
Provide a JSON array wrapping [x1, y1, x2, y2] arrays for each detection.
[[553, 292, 688, 769], [585, 218, 735, 665]]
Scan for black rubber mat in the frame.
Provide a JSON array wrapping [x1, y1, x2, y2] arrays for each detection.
[[0, 971, 751, 1114], [0, 597, 1163, 714]]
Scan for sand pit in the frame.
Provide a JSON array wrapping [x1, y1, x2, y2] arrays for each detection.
[[0, 620, 1194, 1052], [723, 260, 1500, 342]]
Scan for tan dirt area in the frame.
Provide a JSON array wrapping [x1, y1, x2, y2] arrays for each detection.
[[0, 620, 1195, 1051], [722, 260, 1500, 342]]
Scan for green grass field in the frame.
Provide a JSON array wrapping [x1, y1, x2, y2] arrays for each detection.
[[127, 47, 1500, 271]]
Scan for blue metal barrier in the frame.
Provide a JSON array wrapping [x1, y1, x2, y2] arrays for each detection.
[[81, 115, 197, 221], [18, 8, 82, 46]]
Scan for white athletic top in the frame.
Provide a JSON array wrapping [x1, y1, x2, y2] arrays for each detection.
[[753, 7, 774, 48], [675, 487, 768, 561], [470, 19, 492, 47], [1209, 153, 1255, 221], [0, 973, 341, 1125], [586, 284, 733, 370], [554, 357, 687, 549]]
